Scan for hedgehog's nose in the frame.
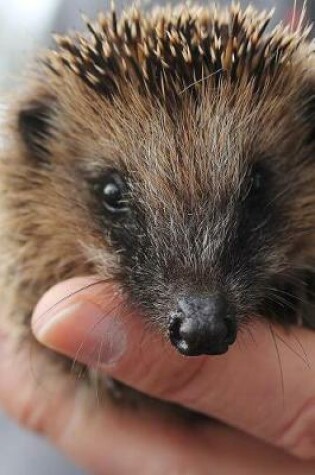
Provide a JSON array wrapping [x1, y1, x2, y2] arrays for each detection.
[[169, 295, 237, 356]]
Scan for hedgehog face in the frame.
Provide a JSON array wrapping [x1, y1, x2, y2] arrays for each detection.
[[14, 68, 315, 357], [19, 77, 312, 357], [89, 91, 288, 355], [9, 4, 315, 356]]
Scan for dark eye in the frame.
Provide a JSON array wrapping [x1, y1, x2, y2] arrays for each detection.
[[94, 171, 129, 215]]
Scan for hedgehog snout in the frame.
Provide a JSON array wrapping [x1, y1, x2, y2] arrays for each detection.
[[168, 295, 237, 356]]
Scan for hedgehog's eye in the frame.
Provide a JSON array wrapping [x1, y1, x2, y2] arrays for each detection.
[[94, 172, 129, 214]]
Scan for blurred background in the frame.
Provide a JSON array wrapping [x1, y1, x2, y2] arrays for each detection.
[[0, 0, 313, 474]]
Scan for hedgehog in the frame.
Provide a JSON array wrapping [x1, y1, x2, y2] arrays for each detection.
[[0, 2, 315, 373]]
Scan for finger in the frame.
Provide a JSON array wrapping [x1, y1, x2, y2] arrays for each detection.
[[2, 333, 313, 475], [0, 334, 315, 475], [32, 277, 315, 458]]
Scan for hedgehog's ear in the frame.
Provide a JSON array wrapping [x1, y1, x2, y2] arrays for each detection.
[[17, 96, 57, 163]]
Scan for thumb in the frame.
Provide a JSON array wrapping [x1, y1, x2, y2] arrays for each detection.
[[32, 277, 315, 459], [32, 276, 197, 400]]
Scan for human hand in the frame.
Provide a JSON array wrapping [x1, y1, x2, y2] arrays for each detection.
[[1, 276, 315, 474]]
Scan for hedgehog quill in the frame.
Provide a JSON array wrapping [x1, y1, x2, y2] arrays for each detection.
[[1, 2, 315, 379]]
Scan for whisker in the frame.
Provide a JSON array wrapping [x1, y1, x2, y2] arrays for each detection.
[[94, 336, 105, 406], [71, 297, 129, 373], [291, 330, 311, 369], [35, 278, 113, 324], [269, 322, 285, 407], [273, 330, 310, 368]]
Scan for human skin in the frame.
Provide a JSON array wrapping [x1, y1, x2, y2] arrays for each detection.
[[1, 277, 315, 474]]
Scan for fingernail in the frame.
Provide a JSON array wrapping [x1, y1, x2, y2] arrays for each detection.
[[33, 300, 127, 367]]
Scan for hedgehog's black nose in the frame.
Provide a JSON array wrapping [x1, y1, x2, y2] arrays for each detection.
[[169, 295, 237, 356]]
